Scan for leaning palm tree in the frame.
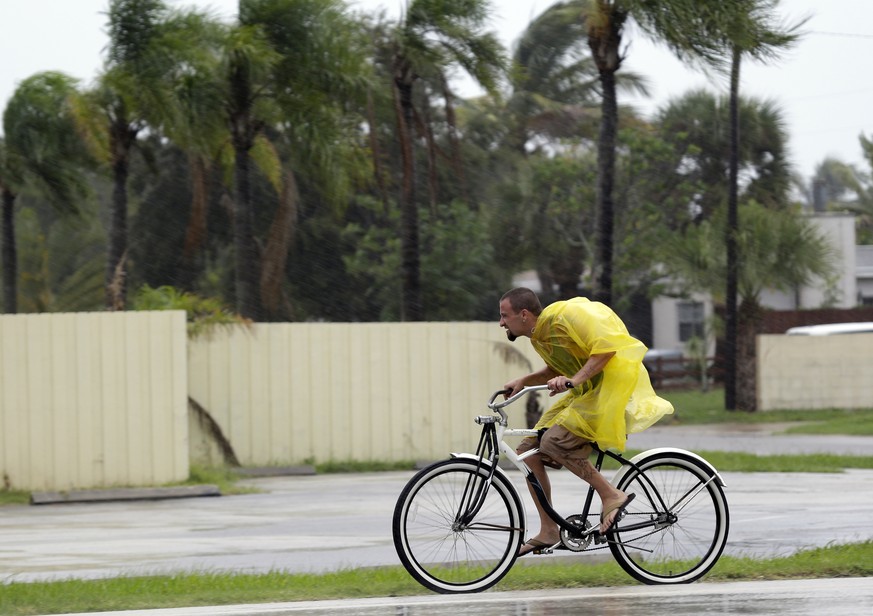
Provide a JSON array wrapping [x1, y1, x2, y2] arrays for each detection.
[[507, 4, 648, 154], [224, 0, 370, 320], [538, 0, 744, 306], [1, 72, 91, 313], [84, 0, 194, 310], [387, 0, 505, 321], [157, 8, 229, 286]]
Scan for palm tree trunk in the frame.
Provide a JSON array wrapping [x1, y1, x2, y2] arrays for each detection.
[[233, 143, 260, 321], [106, 126, 130, 311], [735, 298, 761, 411], [395, 78, 423, 321], [182, 154, 209, 261], [594, 67, 618, 306], [260, 169, 299, 320], [588, 5, 625, 307], [180, 154, 210, 290], [1, 187, 17, 313], [725, 46, 742, 410]]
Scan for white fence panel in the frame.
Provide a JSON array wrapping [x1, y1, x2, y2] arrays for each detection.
[[0, 311, 188, 491], [757, 333, 873, 410], [187, 322, 543, 466]]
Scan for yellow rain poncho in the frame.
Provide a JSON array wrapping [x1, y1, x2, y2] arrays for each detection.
[[531, 297, 673, 452]]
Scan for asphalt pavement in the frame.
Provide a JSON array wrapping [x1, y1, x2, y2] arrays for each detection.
[[2, 423, 872, 615]]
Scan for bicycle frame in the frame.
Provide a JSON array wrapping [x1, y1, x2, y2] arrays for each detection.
[[394, 385, 730, 592], [457, 385, 676, 542]]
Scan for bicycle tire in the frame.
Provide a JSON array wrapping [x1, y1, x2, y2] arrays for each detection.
[[608, 450, 729, 584], [392, 458, 525, 593]]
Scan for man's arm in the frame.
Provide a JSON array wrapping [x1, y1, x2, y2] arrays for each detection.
[[504, 365, 559, 397], [547, 352, 615, 395]]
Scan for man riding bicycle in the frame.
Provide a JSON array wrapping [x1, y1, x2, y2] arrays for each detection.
[[499, 287, 673, 556]]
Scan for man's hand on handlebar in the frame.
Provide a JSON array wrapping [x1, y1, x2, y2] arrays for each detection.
[[501, 377, 526, 399], [546, 376, 574, 397]]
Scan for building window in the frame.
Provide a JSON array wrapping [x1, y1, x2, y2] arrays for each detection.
[[678, 301, 705, 342]]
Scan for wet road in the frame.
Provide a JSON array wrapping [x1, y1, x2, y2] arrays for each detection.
[[2, 426, 872, 615], [3, 466, 872, 583], [49, 578, 873, 616]]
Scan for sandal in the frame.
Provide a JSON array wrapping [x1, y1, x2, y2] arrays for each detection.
[[600, 493, 636, 535]]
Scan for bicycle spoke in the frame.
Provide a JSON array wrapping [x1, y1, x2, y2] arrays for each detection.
[[394, 460, 523, 592], [609, 454, 729, 584]]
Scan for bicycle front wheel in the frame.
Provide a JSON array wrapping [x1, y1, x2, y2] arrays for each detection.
[[392, 458, 524, 593], [609, 451, 729, 584]]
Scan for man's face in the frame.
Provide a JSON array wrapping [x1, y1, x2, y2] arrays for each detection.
[[499, 298, 525, 342]]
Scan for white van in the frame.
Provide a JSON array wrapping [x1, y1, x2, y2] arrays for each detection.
[[785, 322, 873, 336]]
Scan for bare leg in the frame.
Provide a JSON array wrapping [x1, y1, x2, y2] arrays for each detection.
[[539, 427, 629, 534], [522, 454, 560, 546]]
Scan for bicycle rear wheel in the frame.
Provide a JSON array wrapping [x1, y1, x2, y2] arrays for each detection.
[[609, 451, 729, 584], [392, 458, 524, 593]]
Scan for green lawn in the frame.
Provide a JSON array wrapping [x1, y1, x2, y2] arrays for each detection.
[[2, 541, 871, 615], [660, 387, 873, 435]]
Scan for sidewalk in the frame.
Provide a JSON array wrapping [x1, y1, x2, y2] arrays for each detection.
[[628, 422, 873, 456]]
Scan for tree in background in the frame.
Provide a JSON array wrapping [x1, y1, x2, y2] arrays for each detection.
[[83, 0, 198, 311], [535, 0, 745, 307], [804, 141, 873, 244], [386, 0, 504, 321], [665, 201, 836, 410], [657, 90, 794, 219], [224, 0, 369, 321], [704, 0, 806, 410], [1, 72, 92, 313]]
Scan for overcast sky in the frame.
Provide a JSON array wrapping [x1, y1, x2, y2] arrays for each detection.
[[1, 0, 871, 180]]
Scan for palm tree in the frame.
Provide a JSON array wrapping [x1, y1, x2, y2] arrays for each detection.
[[220, 0, 369, 321], [804, 144, 873, 244], [666, 201, 836, 410], [535, 0, 745, 306], [158, 9, 229, 287], [506, 5, 602, 153], [1, 72, 91, 313], [245, 0, 370, 321], [85, 0, 193, 310], [657, 90, 794, 218], [707, 0, 806, 410], [387, 0, 504, 321]]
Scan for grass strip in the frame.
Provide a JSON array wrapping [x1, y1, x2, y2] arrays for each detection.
[[2, 541, 872, 615], [660, 389, 873, 434], [599, 450, 873, 473]]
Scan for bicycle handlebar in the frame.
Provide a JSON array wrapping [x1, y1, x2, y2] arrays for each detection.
[[488, 384, 549, 410], [488, 380, 575, 408]]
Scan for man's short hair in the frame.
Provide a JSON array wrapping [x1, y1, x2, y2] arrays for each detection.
[[501, 287, 543, 316]]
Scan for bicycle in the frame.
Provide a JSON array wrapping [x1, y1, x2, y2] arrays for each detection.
[[392, 385, 730, 594]]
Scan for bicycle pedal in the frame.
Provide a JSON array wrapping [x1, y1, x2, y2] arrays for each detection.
[[534, 542, 562, 555]]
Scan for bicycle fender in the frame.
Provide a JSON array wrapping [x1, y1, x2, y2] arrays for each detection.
[[612, 447, 727, 488]]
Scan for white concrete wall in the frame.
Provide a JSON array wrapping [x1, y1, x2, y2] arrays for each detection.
[[757, 332, 873, 410]]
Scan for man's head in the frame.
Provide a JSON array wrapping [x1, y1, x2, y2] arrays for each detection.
[[499, 287, 542, 342]]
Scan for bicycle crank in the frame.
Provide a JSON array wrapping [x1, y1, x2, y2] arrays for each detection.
[[560, 514, 594, 552]]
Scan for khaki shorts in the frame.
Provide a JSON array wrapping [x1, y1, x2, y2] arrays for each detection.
[[516, 425, 593, 470]]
